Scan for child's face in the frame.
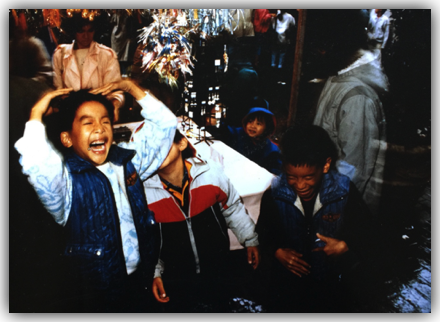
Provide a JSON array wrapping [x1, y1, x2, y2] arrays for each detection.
[[284, 159, 331, 201], [245, 118, 266, 139], [61, 101, 113, 166]]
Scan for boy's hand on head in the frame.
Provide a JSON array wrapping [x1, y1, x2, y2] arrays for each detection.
[[312, 233, 348, 257], [89, 79, 133, 95], [29, 88, 73, 122], [152, 277, 170, 303], [90, 79, 147, 101], [247, 246, 260, 269], [275, 248, 310, 277]]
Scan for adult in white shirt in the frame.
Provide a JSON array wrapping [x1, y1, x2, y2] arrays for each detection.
[[368, 9, 390, 49], [271, 9, 295, 69]]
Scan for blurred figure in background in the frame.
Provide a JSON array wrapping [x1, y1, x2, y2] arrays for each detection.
[[253, 9, 275, 67], [313, 10, 389, 216], [9, 10, 53, 87], [368, 9, 390, 50], [110, 10, 139, 77], [9, 10, 66, 312], [271, 9, 295, 69]]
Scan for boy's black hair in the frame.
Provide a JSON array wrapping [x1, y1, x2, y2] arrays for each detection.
[[45, 89, 115, 152], [243, 111, 275, 138], [280, 125, 338, 169]]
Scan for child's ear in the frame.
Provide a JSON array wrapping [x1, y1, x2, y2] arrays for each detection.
[[60, 132, 73, 148], [179, 137, 189, 152], [323, 157, 332, 174]]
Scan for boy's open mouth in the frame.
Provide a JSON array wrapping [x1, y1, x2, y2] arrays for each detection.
[[89, 140, 106, 152]]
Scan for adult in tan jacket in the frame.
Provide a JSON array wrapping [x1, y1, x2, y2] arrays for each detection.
[[53, 17, 125, 120]]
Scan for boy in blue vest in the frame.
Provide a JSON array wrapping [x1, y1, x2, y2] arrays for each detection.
[[14, 80, 177, 312], [256, 125, 372, 312]]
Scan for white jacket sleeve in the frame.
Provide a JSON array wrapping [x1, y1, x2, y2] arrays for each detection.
[[154, 258, 165, 278], [119, 92, 177, 181], [211, 161, 259, 247], [14, 121, 72, 226], [101, 53, 125, 105]]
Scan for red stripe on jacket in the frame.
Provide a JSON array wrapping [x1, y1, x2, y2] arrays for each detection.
[[150, 184, 229, 223]]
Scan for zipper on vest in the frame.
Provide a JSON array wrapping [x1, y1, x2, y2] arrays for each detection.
[[99, 170, 126, 272]]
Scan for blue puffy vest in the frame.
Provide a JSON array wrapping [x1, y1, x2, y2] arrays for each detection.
[[63, 146, 158, 291], [271, 170, 350, 281]]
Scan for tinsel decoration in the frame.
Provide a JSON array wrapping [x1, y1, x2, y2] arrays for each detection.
[[42, 9, 61, 28], [41, 9, 61, 46], [138, 10, 198, 89], [10, 9, 62, 42], [195, 9, 243, 36], [66, 9, 101, 21], [137, 9, 244, 88]]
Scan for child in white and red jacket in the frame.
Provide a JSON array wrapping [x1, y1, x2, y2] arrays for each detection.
[[145, 130, 259, 312]]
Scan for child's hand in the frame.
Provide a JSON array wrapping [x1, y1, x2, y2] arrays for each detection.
[[275, 248, 310, 277], [111, 99, 123, 123], [29, 88, 73, 122], [152, 277, 170, 303], [247, 246, 260, 270], [90, 79, 147, 101], [312, 233, 348, 257]]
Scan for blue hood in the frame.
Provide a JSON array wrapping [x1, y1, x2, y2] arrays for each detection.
[[242, 107, 277, 135]]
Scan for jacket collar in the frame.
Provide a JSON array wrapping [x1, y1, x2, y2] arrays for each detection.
[[63, 40, 99, 55], [144, 156, 210, 189], [330, 50, 389, 94], [337, 49, 379, 75], [65, 145, 136, 173], [62, 41, 100, 79]]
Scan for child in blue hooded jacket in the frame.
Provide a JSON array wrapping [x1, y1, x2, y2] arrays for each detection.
[[222, 107, 282, 175]]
